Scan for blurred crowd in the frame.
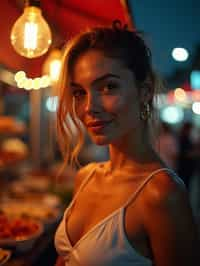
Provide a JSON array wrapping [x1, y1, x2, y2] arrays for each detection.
[[155, 121, 200, 220]]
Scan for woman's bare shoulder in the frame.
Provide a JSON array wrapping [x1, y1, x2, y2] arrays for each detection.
[[138, 169, 185, 207], [77, 162, 98, 177], [73, 162, 98, 195], [140, 169, 199, 265]]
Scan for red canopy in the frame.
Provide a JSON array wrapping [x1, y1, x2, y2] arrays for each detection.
[[0, 0, 131, 77]]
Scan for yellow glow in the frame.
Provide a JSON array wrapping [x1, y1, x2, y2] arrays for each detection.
[[32, 78, 41, 90], [17, 78, 26, 88], [15, 71, 26, 82], [15, 70, 51, 90], [24, 22, 38, 50], [10, 6, 52, 58], [174, 88, 187, 102], [42, 48, 62, 85], [24, 78, 33, 90], [50, 59, 61, 82], [40, 75, 51, 88]]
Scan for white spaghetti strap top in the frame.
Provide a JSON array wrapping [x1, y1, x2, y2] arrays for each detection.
[[123, 167, 180, 208], [55, 165, 183, 266]]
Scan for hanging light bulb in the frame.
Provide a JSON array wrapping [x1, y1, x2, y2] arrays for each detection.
[[10, 0, 52, 58]]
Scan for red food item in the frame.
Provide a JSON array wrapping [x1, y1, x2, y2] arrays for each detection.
[[0, 214, 9, 225], [0, 214, 39, 240]]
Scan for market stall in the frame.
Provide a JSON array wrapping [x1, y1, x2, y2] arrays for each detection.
[[0, 1, 133, 265]]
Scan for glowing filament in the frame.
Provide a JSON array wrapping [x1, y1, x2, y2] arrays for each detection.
[[24, 22, 38, 50]]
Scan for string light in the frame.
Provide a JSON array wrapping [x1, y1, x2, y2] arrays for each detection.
[[14, 71, 51, 90]]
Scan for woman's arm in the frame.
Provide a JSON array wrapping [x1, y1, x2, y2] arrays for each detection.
[[142, 172, 200, 266]]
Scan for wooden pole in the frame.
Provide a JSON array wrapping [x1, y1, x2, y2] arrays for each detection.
[[30, 89, 41, 168], [120, 0, 135, 30]]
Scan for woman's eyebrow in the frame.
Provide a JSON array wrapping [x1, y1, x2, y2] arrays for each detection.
[[70, 74, 120, 88], [91, 74, 120, 86], [70, 82, 82, 88]]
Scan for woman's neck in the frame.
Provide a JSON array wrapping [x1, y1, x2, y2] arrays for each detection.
[[107, 129, 161, 174]]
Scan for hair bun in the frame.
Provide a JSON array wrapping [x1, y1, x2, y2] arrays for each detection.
[[112, 20, 128, 31]]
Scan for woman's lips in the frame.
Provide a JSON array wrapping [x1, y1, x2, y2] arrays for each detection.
[[87, 120, 112, 133]]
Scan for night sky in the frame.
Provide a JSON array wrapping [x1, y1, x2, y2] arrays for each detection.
[[131, 0, 200, 80]]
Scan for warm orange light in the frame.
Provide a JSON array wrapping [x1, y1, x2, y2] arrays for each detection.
[[174, 88, 187, 102], [10, 5, 52, 58]]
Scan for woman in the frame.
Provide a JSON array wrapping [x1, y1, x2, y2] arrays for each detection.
[[54, 21, 199, 266]]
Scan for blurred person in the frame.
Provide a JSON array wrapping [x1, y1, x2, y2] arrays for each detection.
[[54, 21, 199, 266], [177, 122, 196, 189], [189, 129, 200, 219], [155, 122, 179, 171]]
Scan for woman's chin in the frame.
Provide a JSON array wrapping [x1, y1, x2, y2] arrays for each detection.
[[90, 135, 111, 146]]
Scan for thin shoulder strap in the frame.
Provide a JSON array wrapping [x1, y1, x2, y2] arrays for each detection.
[[124, 168, 174, 208], [66, 165, 97, 211]]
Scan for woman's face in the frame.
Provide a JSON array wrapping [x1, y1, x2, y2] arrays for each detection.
[[70, 50, 142, 145]]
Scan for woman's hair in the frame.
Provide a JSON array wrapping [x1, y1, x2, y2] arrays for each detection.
[[57, 20, 163, 169]]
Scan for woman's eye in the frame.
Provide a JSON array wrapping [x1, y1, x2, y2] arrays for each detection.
[[72, 89, 86, 98], [102, 82, 118, 93]]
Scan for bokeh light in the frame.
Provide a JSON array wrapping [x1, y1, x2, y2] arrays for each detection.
[[192, 102, 200, 115], [161, 105, 184, 124], [46, 96, 58, 112], [172, 47, 189, 62], [174, 88, 187, 102]]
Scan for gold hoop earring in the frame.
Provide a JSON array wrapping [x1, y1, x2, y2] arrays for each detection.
[[140, 102, 151, 121]]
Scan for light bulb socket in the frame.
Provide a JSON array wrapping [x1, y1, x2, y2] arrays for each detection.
[[25, 0, 40, 8]]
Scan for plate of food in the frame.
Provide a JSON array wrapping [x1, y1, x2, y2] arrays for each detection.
[[0, 248, 11, 265], [0, 213, 43, 252], [0, 202, 62, 229]]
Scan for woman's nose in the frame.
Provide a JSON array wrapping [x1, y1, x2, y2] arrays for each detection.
[[85, 93, 101, 114]]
